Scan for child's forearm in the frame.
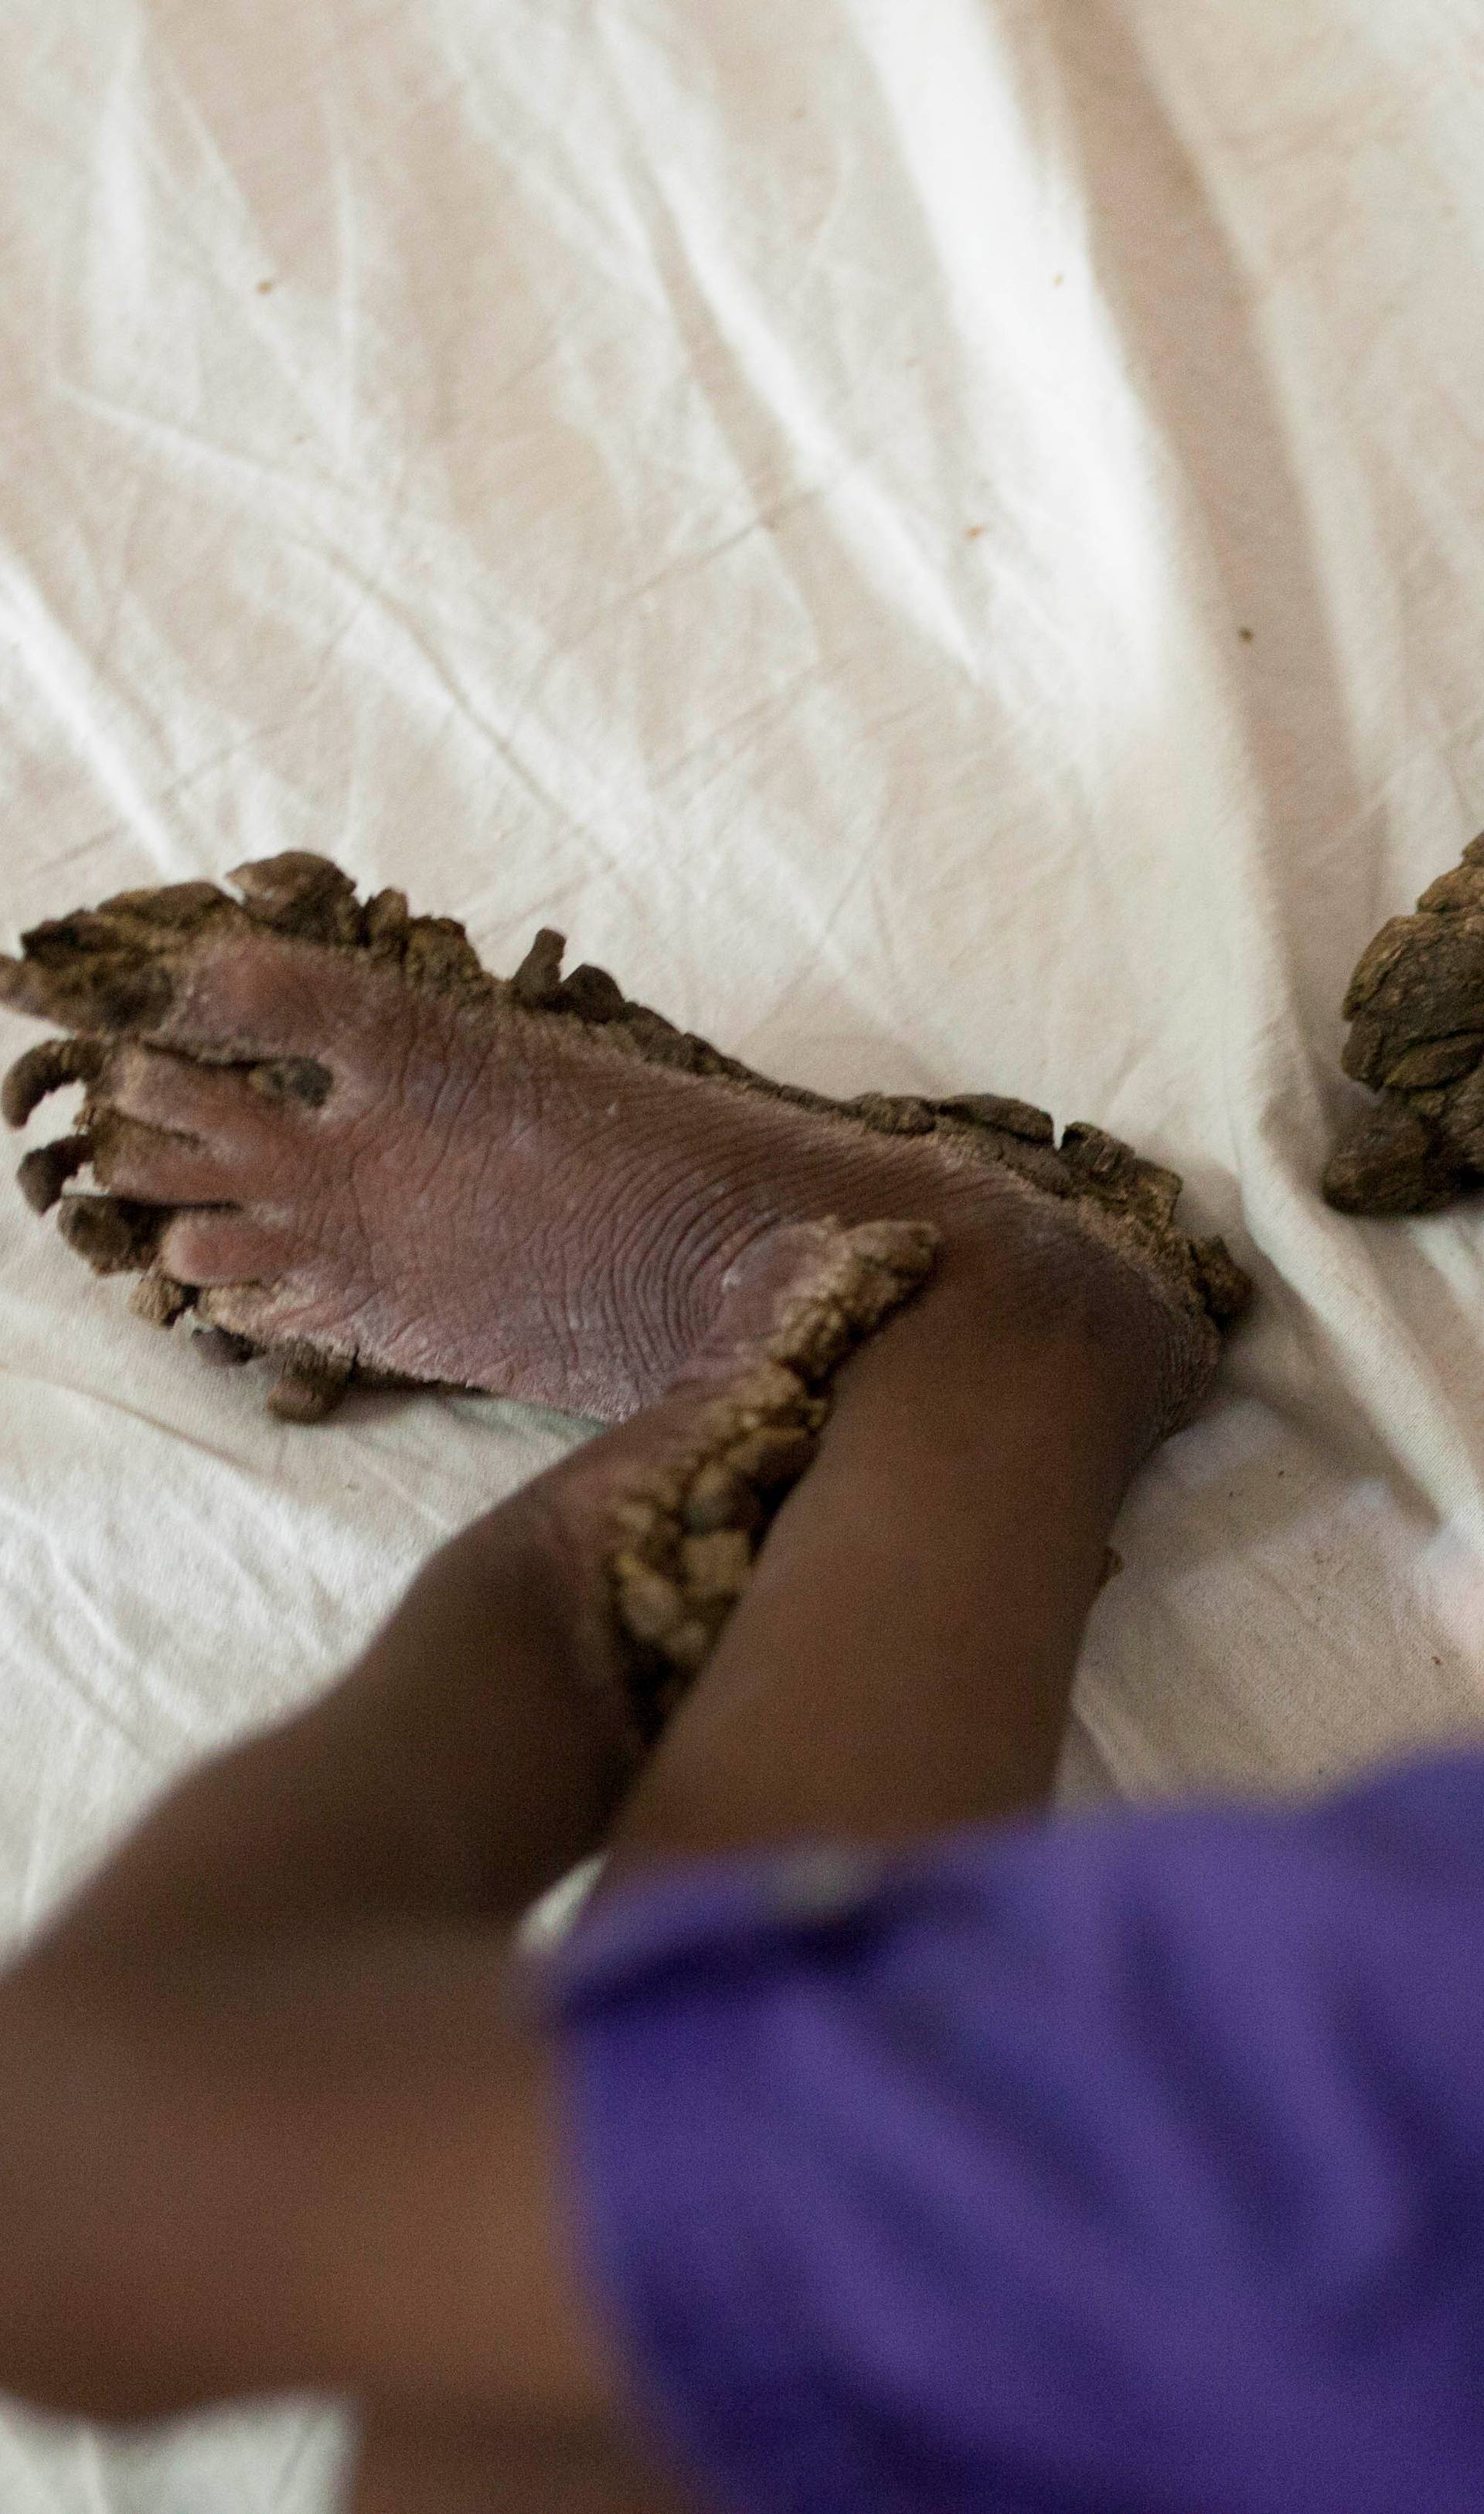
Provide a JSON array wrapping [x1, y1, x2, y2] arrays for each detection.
[[0, 1506, 630, 2430], [24, 1508, 626, 1981], [0, 1920, 615, 2431]]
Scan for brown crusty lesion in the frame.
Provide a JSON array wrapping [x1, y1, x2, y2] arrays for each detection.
[[603, 1218, 941, 1737], [1326, 833, 1484, 1214]]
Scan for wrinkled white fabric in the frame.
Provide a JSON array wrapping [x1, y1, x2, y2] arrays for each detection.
[[3, 2, 1484, 2502]]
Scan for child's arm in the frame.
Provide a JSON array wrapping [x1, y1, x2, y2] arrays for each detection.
[[0, 1506, 627, 2441], [0, 1913, 616, 2438]]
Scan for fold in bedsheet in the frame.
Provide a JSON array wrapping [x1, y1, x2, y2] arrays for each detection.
[[3, 2, 1484, 2505]]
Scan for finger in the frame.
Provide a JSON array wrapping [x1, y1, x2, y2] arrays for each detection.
[[0, 888, 237, 1038], [158, 1210, 297, 1288], [0, 925, 177, 1034], [155, 930, 363, 1064], [103, 1040, 329, 1153], [89, 1110, 241, 1207], [265, 1341, 354, 1424], [17, 1134, 92, 1213], [56, 1195, 165, 1276], [2, 1037, 107, 1127]]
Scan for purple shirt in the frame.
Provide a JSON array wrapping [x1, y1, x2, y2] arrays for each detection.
[[541, 1749, 1484, 2514]]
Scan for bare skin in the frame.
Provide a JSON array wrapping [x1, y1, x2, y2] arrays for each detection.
[[0, 859, 1250, 2509]]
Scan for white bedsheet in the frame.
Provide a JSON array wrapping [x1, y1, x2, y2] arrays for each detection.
[[4, 2, 1484, 2501]]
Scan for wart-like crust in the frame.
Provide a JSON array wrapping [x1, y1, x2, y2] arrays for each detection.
[[603, 1219, 940, 1735], [1326, 833, 1484, 1214]]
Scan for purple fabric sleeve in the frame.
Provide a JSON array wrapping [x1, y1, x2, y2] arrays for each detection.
[[537, 1752, 1484, 2514]]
